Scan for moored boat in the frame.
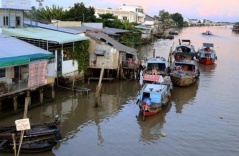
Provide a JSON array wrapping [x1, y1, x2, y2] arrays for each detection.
[[140, 56, 173, 89], [169, 30, 179, 35], [202, 30, 212, 35], [170, 52, 200, 87], [0, 117, 61, 153], [0, 137, 58, 153], [197, 43, 217, 65], [136, 83, 172, 120], [173, 39, 197, 61]]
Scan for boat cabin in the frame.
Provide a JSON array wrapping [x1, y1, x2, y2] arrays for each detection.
[[174, 39, 196, 53], [139, 83, 168, 105], [145, 57, 168, 75], [173, 62, 196, 72]]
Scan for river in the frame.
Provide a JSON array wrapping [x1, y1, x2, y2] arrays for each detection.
[[1, 26, 239, 156]]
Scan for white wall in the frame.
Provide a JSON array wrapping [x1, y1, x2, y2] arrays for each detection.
[[47, 62, 56, 77], [62, 60, 78, 75], [0, 0, 31, 10]]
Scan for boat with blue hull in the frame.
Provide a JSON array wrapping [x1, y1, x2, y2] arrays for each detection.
[[136, 83, 172, 120]]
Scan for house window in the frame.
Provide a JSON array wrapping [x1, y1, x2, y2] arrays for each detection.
[[123, 16, 127, 21], [16, 16, 21, 26], [3, 16, 8, 26], [0, 69, 6, 78]]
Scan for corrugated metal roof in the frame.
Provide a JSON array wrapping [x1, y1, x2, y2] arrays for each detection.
[[24, 21, 84, 34], [0, 33, 52, 58], [103, 27, 130, 34], [64, 25, 102, 33], [0, 33, 54, 68], [87, 33, 137, 56], [134, 25, 151, 30], [2, 27, 89, 44]]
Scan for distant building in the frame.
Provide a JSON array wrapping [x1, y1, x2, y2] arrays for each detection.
[[95, 5, 145, 24], [0, 0, 31, 28]]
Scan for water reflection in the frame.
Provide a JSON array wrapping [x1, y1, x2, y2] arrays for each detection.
[[136, 103, 172, 143], [172, 81, 199, 113], [198, 63, 217, 77]]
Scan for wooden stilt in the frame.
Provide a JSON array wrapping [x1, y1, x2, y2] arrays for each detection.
[[13, 96, 17, 112], [39, 88, 43, 104], [0, 98, 2, 111], [116, 67, 119, 80], [107, 69, 109, 78], [51, 84, 55, 99]]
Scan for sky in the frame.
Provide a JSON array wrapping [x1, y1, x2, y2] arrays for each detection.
[[32, 0, 239, 22]]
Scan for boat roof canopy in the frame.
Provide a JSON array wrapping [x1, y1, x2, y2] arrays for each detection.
[[181, 39, 190, 43], [203, 43, 214, 47]]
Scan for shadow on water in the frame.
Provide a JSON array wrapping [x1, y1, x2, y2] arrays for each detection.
[[171, 81, 199, 113]]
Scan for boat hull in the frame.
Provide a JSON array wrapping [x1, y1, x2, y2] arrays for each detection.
[[139, 103, 168, 117], [198, 58, 215, 65], [170, 74, 198, 87], [0, 138, 57, 153], [0, 123, 61, 153]]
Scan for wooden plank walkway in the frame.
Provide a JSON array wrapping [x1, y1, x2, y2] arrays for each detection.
[[88, 77, 115, 84]]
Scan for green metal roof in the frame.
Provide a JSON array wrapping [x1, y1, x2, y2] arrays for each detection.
[[2, 27, 89, 44], [0, 53, 54, 68]]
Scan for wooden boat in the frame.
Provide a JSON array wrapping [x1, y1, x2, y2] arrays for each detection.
[[136, 83, 172, 120], [170, 52, 200, 87], [0, 117, 61, 153], [0, 123, 61, 140], [140, 56, 173, 89], [202, 30, 212, 35], [169, 30, 179, 35], [197, 43, 217, 65], [173, 39, 197, 60]]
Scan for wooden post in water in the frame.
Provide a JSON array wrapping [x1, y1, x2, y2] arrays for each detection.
[[153, 49, 155, 58], [168, 42, 174, 68], [17, 96, 30, 156], [95, 67, 104, 107], [72, 74, 75, 91], [12, 134, 16, 156], [26, 90, 31, 106]]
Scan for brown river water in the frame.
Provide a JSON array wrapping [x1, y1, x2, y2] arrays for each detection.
[[1, 26, 239, 156]]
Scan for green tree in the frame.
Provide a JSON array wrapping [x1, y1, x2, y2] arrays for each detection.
[[36, 5, 65, 22], [96, 13, 118, 27], [157, 10, 172, 34], [171, 13, 184, 27], [63, 2, 96, 22]]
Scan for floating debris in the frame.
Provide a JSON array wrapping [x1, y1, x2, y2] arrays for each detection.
[[160, 132, 167, 137]]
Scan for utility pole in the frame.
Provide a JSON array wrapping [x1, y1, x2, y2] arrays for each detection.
[[35, 0, 44, 26]]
